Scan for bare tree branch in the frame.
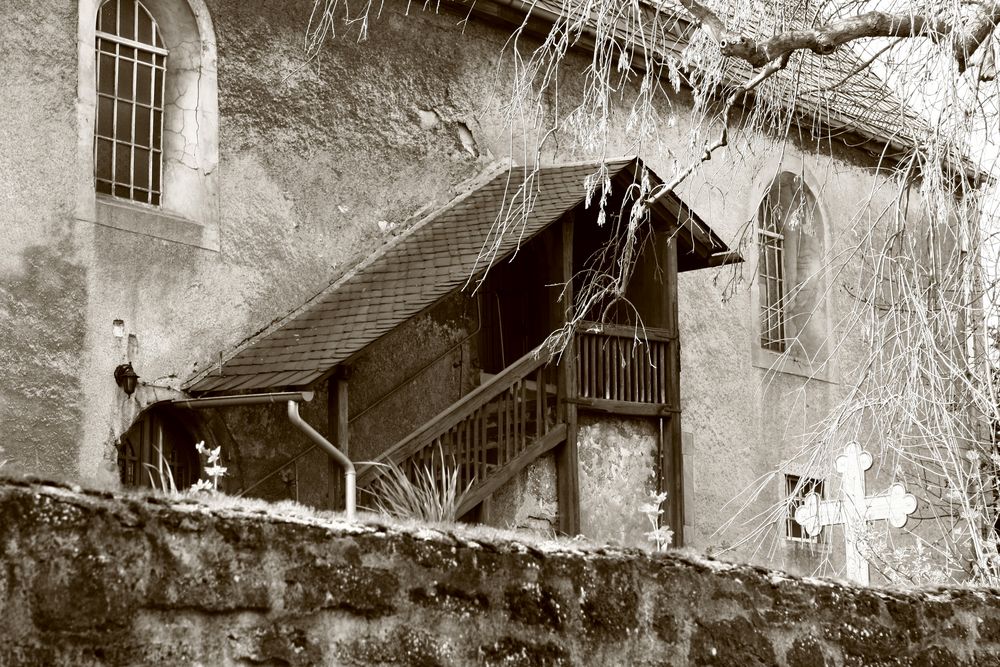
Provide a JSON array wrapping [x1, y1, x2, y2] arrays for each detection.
[[646, 53, 790, 205], [676, 0, 1000, 72]]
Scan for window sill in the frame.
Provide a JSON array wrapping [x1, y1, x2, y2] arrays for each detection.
[[88, 196, 219, 252], [751, 346, 838, 384], [783, 535, 833, 555]]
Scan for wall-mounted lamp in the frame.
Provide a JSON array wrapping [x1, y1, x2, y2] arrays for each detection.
[[114, 363, 140, 397]]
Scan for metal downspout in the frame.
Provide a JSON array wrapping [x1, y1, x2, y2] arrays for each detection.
[[174, 391, 356, 520], [286, 400, 356, 521]]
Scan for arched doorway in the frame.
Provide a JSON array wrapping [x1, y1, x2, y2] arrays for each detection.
[[117, 402, 203, 490]]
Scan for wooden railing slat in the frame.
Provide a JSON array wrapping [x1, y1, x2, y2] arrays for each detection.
[[535, 366, 544, 439]]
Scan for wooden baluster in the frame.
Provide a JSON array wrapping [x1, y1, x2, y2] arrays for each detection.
[[535, 367, 543, 438], [658, 342, 666, 404], [618, 337, 625, 402], [660, 343, 673, 404], [591, 336, 598, 400], [520, 377, 527, 453], [475, 406, 482, 481], [590, 335, 597, 400], [495, 393, 503, 467], [607, 336, 619, 401], [649, 344, 657, 405], [505, 385, 512, 463], [465, 416, 473, 486], [621, 338, 628, 402], [482, 403, 489, 477], [625, 339, 632, 402], [511, 381, 518, 457], [506, 386, 514, 464], [615, 338, 628, 401], [464, 413, 472, 487], [615, 337, 622, 401], [454, 421, 463, 487], [638, 343, 644, 403], [588, 335, 595, 399], [635, 342, 643, 403], [513, 380, 521, 456], [510, 385, 517, 461], [496, 393, 504, 467], [469, 409, 478, 486], [594, 341, 608, 398], [622, 340, 629, 403], [583, 335, 591, 400], [642, 342, 655, 403], [521, 378, 528, 452], [634, 341, 641, 403], [625, 338, 633, 403], [457, 419, 464, 488]]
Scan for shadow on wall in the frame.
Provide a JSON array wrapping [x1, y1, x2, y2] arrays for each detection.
[[0, 243, 87, 478]]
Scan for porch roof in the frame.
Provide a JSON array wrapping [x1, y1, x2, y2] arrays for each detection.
[[186, 156, 736, 395]]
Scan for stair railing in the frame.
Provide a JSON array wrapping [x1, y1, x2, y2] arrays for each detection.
[[357, 344, 562, 501]]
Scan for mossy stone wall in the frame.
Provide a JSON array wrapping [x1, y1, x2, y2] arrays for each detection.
[[1, 478, 996, 666]]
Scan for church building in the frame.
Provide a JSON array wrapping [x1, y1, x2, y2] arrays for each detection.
[[0, 0, 963, 578]]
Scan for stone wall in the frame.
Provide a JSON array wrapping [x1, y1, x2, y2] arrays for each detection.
[[2, 477, 996, 666]]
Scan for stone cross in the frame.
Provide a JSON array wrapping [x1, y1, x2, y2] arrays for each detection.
[[793, 442, 918, 585]]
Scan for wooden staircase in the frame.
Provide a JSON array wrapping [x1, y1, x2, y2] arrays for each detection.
[[356, 345, 565, 518]]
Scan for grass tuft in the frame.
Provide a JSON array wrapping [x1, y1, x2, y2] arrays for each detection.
[[368, 445, 473, 523]]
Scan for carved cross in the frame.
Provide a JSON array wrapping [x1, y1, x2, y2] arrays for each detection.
[[793, 442, 918, 585]]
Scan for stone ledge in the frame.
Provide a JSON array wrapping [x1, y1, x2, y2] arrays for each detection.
[[0, 476, 997, 666], [84, 196, 220, 252]]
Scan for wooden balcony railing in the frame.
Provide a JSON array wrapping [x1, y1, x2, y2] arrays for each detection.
[[573, 322, 677, 416]]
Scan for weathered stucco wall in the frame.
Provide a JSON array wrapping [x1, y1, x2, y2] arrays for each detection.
[[674, 134, 914, 576], [2, 478, 999, 667], [0, 1, 87, 479]]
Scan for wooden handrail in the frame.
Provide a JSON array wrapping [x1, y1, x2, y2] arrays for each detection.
[[577, 321, 676, 343], [357, 344, 554, 486]]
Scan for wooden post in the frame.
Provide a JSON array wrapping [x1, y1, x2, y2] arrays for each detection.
[[556, 212, 581, 536], [663, 236, 684, 547], [327, 367, 350, 511]]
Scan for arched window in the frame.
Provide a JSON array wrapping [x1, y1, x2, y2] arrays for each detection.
[[117, 404, 201, 490], [80, 0, 219, 250], [756, 172, 828, 362], [95, 0, 167, 206]]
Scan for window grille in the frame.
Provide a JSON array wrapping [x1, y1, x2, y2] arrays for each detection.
[[758, 211, 786, 352], [94, 0, 167, 206], [785, 474, 824, 542]]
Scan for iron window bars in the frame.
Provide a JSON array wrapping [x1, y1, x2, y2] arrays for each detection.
[[94, 0, 167, 206], [758, 205, 786, 352], [785, 474, 824, 542]]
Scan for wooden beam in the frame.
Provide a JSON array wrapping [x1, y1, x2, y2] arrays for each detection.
[[556, 212, 581, 536], [567, 397, 679, 416], [664, 237, 684, 547], [328, 368, 349, 511], [575, 321, 677, 343]]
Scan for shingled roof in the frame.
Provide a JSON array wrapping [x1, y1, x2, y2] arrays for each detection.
[[187, 157, 734, 395], [468, 0, 933, 160]]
